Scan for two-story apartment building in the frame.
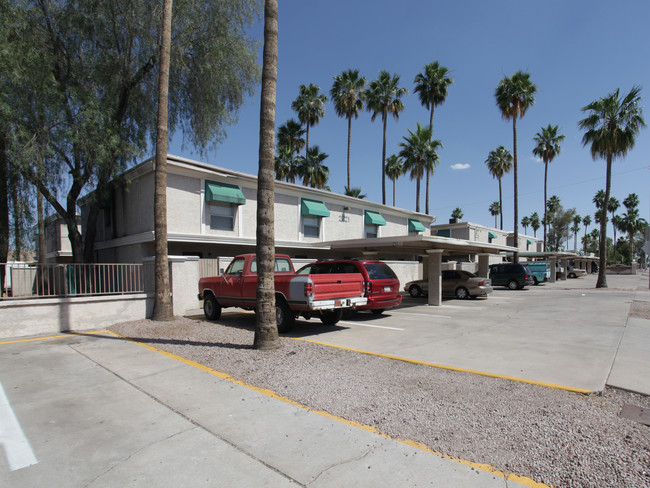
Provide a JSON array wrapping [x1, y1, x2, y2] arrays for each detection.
[[85, 155, 434, 264]]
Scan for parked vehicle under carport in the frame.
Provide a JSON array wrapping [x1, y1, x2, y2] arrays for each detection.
[[404, 270, 493, 299]]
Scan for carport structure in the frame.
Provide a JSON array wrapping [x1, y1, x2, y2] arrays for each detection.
[[317, 235, 518, 306], [512, 251, 600, 283]]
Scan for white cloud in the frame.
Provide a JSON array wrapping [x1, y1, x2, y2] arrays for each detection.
[[450, 163, 471, 170]]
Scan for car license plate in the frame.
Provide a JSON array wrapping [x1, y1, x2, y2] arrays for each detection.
[[383, 286, 391, 292]]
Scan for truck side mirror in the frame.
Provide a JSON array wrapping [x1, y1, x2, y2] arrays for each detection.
[[219, 268, 225, 276]]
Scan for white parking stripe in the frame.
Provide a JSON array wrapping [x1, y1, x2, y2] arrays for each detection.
[[0, 380, 38, 471], [390, 311, 453, 319], [338, 321, 405, 330]]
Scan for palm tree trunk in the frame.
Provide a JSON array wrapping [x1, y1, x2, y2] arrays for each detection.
[[426, 106, 434, 214], [415, 175, 421, 213], [381, 114, 387, 205], [512, 118, 519, 263], [425, 170, 430, 215], [596, 155, 611, 288], [543, 161, 548, 251], [346, 116, 352, 189], [254, 0, 280, 350], [498, 178, 503, 230], [152, 0, 174, 321], [392, 179, 396, 207]]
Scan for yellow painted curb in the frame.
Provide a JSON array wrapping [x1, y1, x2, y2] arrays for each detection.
[[0, 330, 111, 345], [290, 337, 593, 395]]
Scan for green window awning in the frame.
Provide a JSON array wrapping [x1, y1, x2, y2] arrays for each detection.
[[301, 198, 330, 217], [437, 229, 451, 237], [488, 231, 498, 239], [527, 239, 534, 245], [205, 180, 246, 205], [364, 210, 386, 226], [408, 219, 426, 232]]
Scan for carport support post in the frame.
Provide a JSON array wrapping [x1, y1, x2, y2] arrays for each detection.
[[426, 249, 443, 306], [477, 253, 490, 278], [549, 256, 557, 283], [561, 257, 570, 280]]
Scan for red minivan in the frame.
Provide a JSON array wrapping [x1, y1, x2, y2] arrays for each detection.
[[297, 259, 401, 314]]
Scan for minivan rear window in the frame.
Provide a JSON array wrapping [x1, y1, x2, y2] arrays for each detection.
[[363, 263, 397, 280]]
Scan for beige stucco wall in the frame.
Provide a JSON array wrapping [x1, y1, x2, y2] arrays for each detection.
[[168, 174, 202, 234]]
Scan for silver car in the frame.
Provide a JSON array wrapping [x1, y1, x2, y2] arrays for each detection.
[[404, 270, 493, 299]]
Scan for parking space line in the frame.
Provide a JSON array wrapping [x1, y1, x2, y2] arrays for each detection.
[[0, 380, 38, 471], [0, 330, 111, 346], [391, 311, 452, 319], [338, 321, 404, 330]]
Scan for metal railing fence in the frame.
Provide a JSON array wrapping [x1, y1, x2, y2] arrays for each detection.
[[1, 263, 144, 299]]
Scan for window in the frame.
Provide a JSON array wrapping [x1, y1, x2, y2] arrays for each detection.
[[303, 216, 320, 238], [250, 257, 292, 273], [209, 202, 235, 231], [365, 224, 378, 239], [225, 257, 245, 275]]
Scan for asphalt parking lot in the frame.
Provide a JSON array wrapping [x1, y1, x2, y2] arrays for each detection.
[[1, 271, 648, 487]]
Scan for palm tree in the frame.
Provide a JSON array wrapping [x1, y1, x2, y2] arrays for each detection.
[[579, 86, 646, 287], [153, 0, 174, 321], [385, 154, 404, 207], [612, 214, 623, 261], [582, 215, 592, 252], [291, 83, 327, 154], [495, 71, 537, 261], [608, 196, 620, 258], [413, 62, 453, 214], [297, 145, 329, 189], [365, 71, 408, 204], [530, 212, 541, 238], [330, 69, 366, 189], [344, 186, 366, 199], [532, 124, 565, 251], [521, 216, 530, 235], [398, 123, 441, 212], [274, 144, 298, 182], [484, 146, 513, 230], [489, 201, 500, 228], [277, 119, 305, 155], [572, 214, 582, 251], [254, 0, 280, 350], [621, 193, 647, 264], [593, 189, 606, 210]]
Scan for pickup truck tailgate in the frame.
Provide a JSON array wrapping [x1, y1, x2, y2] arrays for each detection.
[[310, 273, 364, 299]]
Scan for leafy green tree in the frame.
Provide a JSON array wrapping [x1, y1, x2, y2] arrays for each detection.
[[532, 124, 564, 251], [297, 146, 329, 189], [4, 0, 261, 263], [530, 212, 541, 238], [413, 62, 453, 214], [485, 146, 513, 230], [521, 216, 530, 234], [291, 84, 327, 155], [579, 87, 646, 287], [255, 0, 280, 350], [451, 207, 464, 221], [365, 71, 408, 205], [495, 71, 537, 261], [398, 123, 441, 213], [277, 119, 305, 155], [385, 154, 404, 207], [547, 204, 576, 252], [489, 201, 501, 228], [330, 69, 366, 189], [344, 186, 366, 199]]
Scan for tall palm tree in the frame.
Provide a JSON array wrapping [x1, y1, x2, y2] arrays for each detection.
[[385, 154, 404, 207], [398, 123, 441, 213], [274, 144, 298, 182], [608, 196, 620, 258], [297, 145, 329, 189], [530, 212, 541, 238], [579, 86, 646, 287], [153, 0, 174, 321], [621, 193, 647, 264], [495, 71, 537, 261], [572, 214, 582, 251], [291, 83, 327, 154], [413, 62, 453, 214], [532, 124, 565, 251], [484, 146, 513, 230], [612, 214, 623, 261], [489, 201, 500, 228], [277, 119, 305, 155], [330, 69, 366, 189], [254, 0, 280, 350], [521, 216, 530, 235], [593, 189, 606, 210], [365, 71, 408, 205], [582, 215, 592, 252]]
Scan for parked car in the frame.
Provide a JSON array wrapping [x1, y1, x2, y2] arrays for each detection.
[[567, 266, 586, 278], [524, 261, 551, 285], [488, 263, 535, 289], [555, 261, 565, 279], [404, 269, 493, 299], [297, 259, 401, 314]]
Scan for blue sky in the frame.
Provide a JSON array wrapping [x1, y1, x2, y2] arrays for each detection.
[[169, 0, 650, 240]]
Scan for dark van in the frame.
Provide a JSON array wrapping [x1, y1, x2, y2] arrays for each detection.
[[488, 263, 535, 290]]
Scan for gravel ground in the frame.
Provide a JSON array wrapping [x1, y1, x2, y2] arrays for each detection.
[[110, 317, 650, 488]]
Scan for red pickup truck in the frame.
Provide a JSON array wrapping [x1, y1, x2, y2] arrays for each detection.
[[198, 254, 367, 331]]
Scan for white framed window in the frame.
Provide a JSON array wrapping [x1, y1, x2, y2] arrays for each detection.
[[209, 202, 235, 231], [303, 216, 320, 238], [365, 224, 378, 239]]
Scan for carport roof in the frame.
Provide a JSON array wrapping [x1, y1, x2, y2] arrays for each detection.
[[317, 234, 518, 256]]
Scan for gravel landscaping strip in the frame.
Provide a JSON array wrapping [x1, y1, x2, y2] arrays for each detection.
[[110, 318, 650, 488]]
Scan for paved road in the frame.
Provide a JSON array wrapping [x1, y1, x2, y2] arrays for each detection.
[[1, 272, 648, 487]]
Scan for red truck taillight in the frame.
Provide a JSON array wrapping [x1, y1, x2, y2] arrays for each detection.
[[304, 282, 313, 297]]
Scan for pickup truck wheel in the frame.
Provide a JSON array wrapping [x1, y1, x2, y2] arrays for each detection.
[[275, 300, 295, 333], [203, 295, 221, 320], [320, 309, 343, 326]]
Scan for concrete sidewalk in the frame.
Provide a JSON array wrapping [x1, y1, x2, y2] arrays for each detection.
[[1, 332, 533, 487]]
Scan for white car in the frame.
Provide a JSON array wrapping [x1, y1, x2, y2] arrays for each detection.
[[567, 266, 586, 278]]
